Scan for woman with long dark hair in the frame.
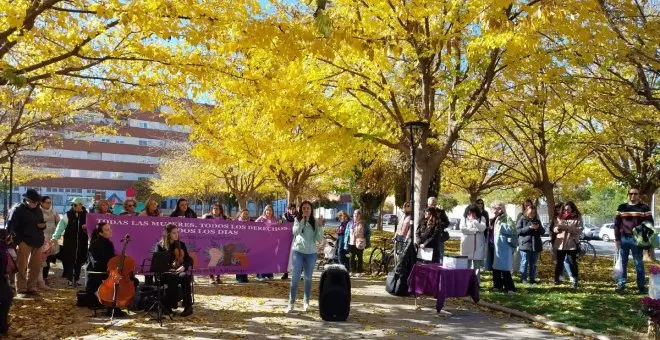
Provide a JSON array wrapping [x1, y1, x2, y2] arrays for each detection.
[[517, 205, 544, 284], [553, 201, 582, 289], [285, 201, 323, 313], [170, 199, 197, 218], [416, 208, 443, 263], [86, 222, 128, 317], [155, 224, 194, 316]]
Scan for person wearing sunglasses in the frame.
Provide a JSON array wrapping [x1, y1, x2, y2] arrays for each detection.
[[119, 199, 138, 216], [615, 187, 654, 294], [57, 197, 88, 286]]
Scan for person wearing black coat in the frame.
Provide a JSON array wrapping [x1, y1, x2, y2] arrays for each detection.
[[169, 199, 197, 218], [517, 206, 545, 284], [416, 208, 445, 263], [86, 222, 132, 317], [7, 189, 46, 295], [155, 224, 194, 317], [61, 202, 88, 285]]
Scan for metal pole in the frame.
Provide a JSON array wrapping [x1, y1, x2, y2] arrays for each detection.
[[2, 175, 7, 226], [409, 125, 416, 240], [8, 156, 14, 210]]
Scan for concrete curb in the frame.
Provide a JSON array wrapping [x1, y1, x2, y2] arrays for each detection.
[[473, 299, 610, 340]]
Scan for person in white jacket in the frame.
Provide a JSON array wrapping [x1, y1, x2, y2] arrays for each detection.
[[460, 204, 487, 278]]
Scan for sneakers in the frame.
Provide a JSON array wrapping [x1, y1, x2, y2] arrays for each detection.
[[302, 301, 310, 312], [615, 285, 625, 294], [572, 282, 579, 290], [284, 303, 294, 313]]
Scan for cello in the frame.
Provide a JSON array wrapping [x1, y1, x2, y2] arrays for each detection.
[[98, 234, 136, 308]]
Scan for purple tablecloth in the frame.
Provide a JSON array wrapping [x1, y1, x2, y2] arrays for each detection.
[[407, 263, 480, 311]]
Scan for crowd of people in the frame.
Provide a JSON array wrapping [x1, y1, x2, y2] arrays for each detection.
[[0, 185, 655, 334]]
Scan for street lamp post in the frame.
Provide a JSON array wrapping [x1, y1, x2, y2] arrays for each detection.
[[1, 166, 9, 225], [3, 142, 19, 213], [403, 121, 429, 240]]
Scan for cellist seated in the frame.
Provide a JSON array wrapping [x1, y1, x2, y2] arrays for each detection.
[[86, 222, 138, 317], [154, 224, 193, 317]]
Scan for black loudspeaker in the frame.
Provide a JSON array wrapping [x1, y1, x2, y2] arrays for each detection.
[[318, 264, 351, 321]]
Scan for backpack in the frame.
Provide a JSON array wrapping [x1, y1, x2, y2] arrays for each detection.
[[353, 223, 366, 250], [633, 222, 658, 250]]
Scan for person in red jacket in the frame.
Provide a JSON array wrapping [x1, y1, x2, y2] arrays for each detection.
[[615, 187, 654, 294]]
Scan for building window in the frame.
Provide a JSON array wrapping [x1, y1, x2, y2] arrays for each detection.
[[116, 140, 125, 144], [87, 151, 101, 160], [139, 122, 148, 128], [139, 140, 149, 146], [101, 138, 111, 143]]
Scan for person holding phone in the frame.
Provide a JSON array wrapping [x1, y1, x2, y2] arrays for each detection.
[[517, 205, 545, 284]]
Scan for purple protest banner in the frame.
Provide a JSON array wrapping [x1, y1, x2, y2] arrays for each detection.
[[86, 214, 293, 275]]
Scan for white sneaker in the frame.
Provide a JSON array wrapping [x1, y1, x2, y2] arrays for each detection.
[[285, 303, 294, 313], [350, 273, 356, 277], [356, 273, 362, 278], [302, 301, 310, 312]]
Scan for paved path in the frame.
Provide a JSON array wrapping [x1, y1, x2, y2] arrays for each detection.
[[73, 273, 565, 340]]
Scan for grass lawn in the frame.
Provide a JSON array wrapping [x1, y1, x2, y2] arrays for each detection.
[[363, 230, 650, 337]]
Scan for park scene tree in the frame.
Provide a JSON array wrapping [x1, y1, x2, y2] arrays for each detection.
[[1, 0, 659, 338]]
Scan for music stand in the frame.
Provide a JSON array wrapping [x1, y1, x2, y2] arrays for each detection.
[[144, 251, 172, 326]]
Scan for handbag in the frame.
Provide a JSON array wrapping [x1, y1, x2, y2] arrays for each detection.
[[355, 238, 367, 250], [507, 235, 518, 248], [440, 231, 450, 243]]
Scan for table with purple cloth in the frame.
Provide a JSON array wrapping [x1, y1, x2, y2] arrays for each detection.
[[407, 262, 480, 312]]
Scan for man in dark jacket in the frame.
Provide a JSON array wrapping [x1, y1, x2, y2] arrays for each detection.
[[615, 187, 654, 294], [7, 189, 46, 296]]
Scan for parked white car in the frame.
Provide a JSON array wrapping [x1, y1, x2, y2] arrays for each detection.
[[599, 223, 616, 242]]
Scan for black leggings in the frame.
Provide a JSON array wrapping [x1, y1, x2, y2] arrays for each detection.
[[492, 269, 515, 291], [555, 250, 578, 283], [348, 245, 364, 274], [164, 272, 192, 309]]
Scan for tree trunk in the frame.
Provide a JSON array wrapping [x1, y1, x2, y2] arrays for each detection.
[[468, 191, 479, 203], [641, 185, 658, 206], [287, 187, 301, 206], [237, 197, 248, 211], [377, 199, 385, 231], [540, 183, 556, 224], [412, 157, 433, 242]]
